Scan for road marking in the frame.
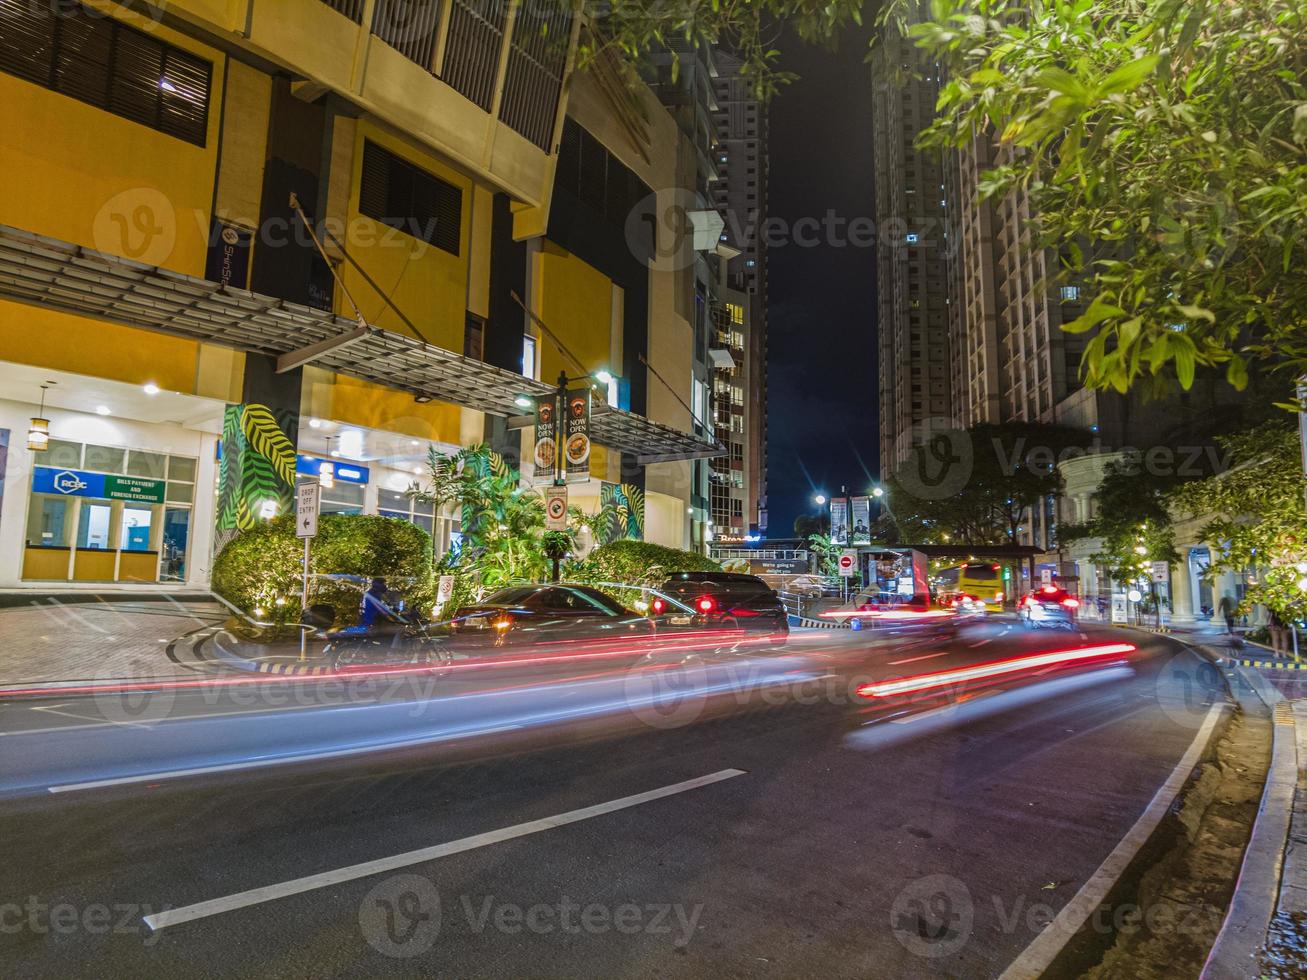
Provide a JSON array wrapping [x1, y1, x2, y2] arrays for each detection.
[[999, 698, 1224, 980], [887, 651, 950, 666], [969, 638, 995, 648], [144, 768, 746, 931]]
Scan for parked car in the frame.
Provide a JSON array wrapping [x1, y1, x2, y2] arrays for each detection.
[[651, 572, 789, 641], [448, 585, 653, 646], [1019, 587, 1080, 630]]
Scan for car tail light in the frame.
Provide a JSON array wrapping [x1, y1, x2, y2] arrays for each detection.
[[1062, 598, 1080, 609], [493, 615, 513, 631], [1024, 596, 1037, 607], [696, 596, 717, 614], [729, 607, 762, 617], [1042, 585, 1058, 594], [650, 598, 665, 614]]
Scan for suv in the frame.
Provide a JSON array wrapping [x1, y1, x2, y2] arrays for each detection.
[[1019, 587, 1080, 630], [652, 572, 789, 640]]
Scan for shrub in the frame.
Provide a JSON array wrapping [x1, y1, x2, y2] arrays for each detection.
[[569, 540, 720, 590], [212, 514, 434, 625]]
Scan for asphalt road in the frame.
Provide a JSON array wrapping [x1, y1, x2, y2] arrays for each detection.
[[0, 622, 1223, 978]]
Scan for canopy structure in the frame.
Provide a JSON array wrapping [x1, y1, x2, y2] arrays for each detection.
[[0, 225, 722, 464]]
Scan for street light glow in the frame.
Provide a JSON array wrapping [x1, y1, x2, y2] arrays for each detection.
[[814, 494, 827, 506]]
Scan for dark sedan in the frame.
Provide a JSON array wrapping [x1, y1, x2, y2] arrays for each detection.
[[652, 572, 789, 642], [448, 585, 654, 646]]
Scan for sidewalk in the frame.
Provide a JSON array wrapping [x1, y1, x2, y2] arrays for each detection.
[[0, 593, 229, 688]]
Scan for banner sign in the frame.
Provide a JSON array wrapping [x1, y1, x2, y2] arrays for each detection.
[[33, 466, 165, 504], [564, 388, 591, 483], [532, 395, 557, 485], [830, 497, 849, 546], [850, 496, 871, 544], [205, 220, 253, 289]]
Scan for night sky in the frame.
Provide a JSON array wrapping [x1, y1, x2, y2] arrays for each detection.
[[765, 23, 879, 539]]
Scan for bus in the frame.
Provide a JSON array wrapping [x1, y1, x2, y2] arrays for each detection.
[[934, 562, 1008, 611]]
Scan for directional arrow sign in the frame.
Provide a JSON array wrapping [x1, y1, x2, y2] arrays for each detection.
[[296, 482, 321, 539]]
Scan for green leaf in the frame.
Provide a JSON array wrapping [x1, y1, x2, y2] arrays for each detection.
[[1064, 294, 1127, 334], [1175, 304, 1216, 323], [1035, 68, 1088, 100], [1097, 55, 1160, 96], [1226, 356, 1249, 390]]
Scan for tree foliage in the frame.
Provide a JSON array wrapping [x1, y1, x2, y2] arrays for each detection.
[[408, 445, 616, 599], [568, 539, 721, 591], [883, 0, 1307, 395], [1171, 425, 1307, 620], [579, 0, 866, 101], [1059, 456, 1185, 583], [885, 422, 1091, 544]]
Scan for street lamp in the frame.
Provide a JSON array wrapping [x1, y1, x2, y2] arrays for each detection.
[[872, 486, 885, 499], [814, 494, 827, 506]]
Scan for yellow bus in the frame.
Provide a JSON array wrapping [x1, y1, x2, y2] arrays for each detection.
[[934, 563, 1008, 611]]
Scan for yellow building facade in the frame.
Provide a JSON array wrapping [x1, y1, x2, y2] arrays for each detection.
[[0, 0, 715, 590]]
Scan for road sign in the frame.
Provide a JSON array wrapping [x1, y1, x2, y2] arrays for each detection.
[[838, 549, 857, 578], [545, 485, 568, 531], [435, 575, 455, 617], [296, 482, 321, 539], [1040, 568, 1053, 587], [1151, 561, 1170, 584]]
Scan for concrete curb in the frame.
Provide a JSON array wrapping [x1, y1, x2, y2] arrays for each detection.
[[787, 614, 848, 630], [1199, 661, 1297, 979], [206, 630, 337, 677]]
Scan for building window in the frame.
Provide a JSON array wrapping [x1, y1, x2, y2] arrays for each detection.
[[359, 140, 463, 255], [463, 312, 485, 360], [1059, 285, 1080, 301], [0, 1, 212, 147], [379, 489, 437, 534], [522, 332, 538, 379]]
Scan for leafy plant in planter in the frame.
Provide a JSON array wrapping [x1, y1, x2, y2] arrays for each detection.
[[568, 540, 720, 590], [212, 513, 434, 626]]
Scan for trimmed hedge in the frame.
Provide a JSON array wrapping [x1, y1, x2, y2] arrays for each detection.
[[212, 514, 434, 626], [569, 540, 719, 590]]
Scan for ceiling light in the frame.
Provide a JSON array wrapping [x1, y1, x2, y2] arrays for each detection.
[[308, 418, 322, 429], [28, 383, 52, 452], [414, 394, 433, 404], [143, 382, 160, 395], [96, 405, 111, 416], [515, 395, 533, 409], [595, 370, 615, 386]]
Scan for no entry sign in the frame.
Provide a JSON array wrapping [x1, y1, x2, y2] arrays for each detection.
[[838, 550, 857, 577]]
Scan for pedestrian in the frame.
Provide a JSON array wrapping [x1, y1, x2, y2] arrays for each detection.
[[1217, 594, 1237, 636], [1269, 610, 1290, 658]]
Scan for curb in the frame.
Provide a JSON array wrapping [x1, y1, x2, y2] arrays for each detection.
[[1227, 658, 1307, 671], [206, 630, 337, 677], [787, 614, 848, 630], [1200, 659, 1297, 979]]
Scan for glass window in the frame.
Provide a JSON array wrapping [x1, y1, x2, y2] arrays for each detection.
[[119, 507, 154, 551], [26, 495, 72, 547], [166, 482, 194, 504], [77, 503, 114, 551], [379, 489, 410, 512], [127, 450, 167, 479], [161, 508, 190, 581], [84, 445, 126, 474], [45, 440, 82, 468], [322, 484, 365, 515], [168, 456, 197, 482]]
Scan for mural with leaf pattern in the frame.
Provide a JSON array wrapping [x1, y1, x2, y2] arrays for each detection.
[[599, 482, 645, 544], [216, 404, 299, 536]]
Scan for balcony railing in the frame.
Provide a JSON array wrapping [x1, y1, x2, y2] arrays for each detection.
[[319, 0, 365, 23], [442, 0, 508, 111], [372, 0, 443, 70]]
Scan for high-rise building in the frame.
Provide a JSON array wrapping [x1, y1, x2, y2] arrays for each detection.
[[711, 53, 769, 535], [873, 65, 953, 478]]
